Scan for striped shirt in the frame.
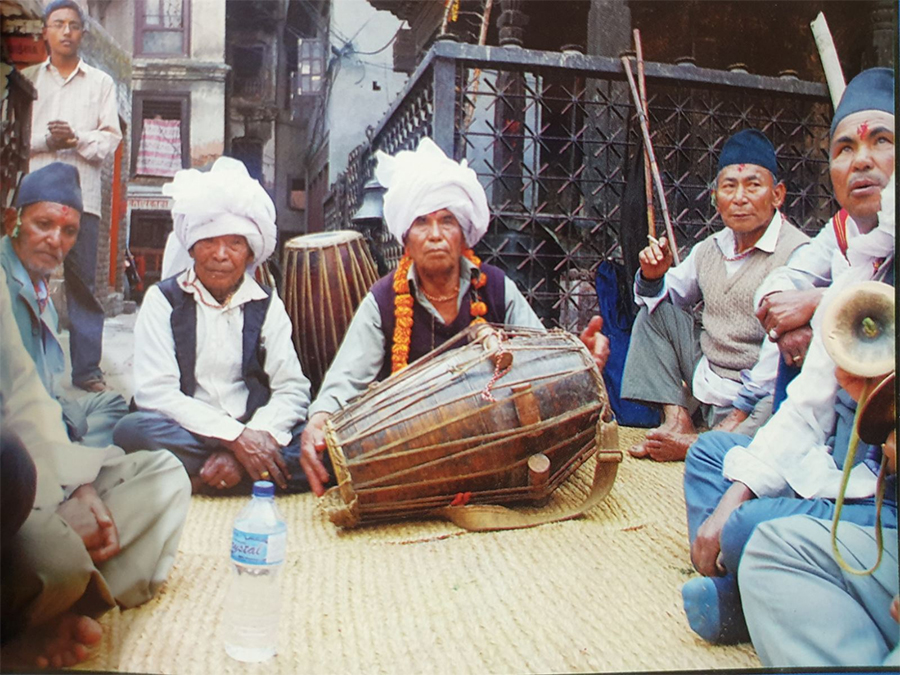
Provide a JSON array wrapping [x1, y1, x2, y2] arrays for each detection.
[[23, 59, 122, 216]]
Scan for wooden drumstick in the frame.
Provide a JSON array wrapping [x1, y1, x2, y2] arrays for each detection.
[[621, 55, 680, 264], [633, 29, 656, 240]]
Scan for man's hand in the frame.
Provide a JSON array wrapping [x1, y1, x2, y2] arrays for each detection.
[[300, 412, 332, 497], [776, 326, 813, 367], [756, 289, 824, 341], [579, 315, 610, 373], [46, 120, 78, 150], [637, 236, 674, 280], [712, 408, 749, 434], [56, 484, 120, 564], [222, 428, 289, 489], [691, 482, 753, 577], [199, 451, 245, 490]]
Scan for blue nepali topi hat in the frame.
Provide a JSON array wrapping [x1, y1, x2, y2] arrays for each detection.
[[717, 129, 778, 179], [830, 67, 895, 135], [16, 162, 83, 213]]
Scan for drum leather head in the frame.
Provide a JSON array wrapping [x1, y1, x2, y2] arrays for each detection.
[[284, 230, 362, 249]]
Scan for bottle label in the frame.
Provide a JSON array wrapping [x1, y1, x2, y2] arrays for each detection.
[[231, 528, 286, 566]]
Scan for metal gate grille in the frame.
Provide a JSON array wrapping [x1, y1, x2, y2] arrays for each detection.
[[327, 42, 834, 329]]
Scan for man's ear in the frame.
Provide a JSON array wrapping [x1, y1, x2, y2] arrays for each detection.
[[772, 181, 787, 209], [3, 208, 18, 237]]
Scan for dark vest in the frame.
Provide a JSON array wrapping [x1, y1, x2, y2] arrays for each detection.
[[371, 262, 507, 381], [157, 276, 273, 422]]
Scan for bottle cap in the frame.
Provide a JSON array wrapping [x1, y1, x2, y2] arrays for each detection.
[[252, 480, 275, 497]]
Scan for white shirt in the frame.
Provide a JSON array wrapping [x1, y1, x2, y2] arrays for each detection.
[[753, 212, 857, 308], [309, 259, 545, 417], [0, 267, 121, 508], [723, 182, 895, 500], [23, 58, 122, 216], [133, 268, 310, 445], [635, 212, 787, 409]]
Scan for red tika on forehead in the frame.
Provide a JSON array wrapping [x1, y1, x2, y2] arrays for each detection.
[[737, 164, 745, 172], [857, 122, 870, 139], [61, 205, 68, 214]]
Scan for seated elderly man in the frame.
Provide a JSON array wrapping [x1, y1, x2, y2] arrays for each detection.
[[1, 162, 127, 447], [0, 267, 190, 669], [621, 129, 809, 461], [742, 515, 899, 667], [739, 373, 897, 667], [681, 176, 895, 645], [299, 138, 609, 495], [754, 68, 894, 409], [113, 158, 312, 494]]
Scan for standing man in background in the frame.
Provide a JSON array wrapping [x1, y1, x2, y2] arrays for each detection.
[[23, 0, 122, 392]]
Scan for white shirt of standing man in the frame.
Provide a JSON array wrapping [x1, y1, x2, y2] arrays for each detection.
[[24, 2, 122, 217]]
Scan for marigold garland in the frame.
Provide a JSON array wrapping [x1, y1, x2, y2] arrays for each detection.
[[391, 249, 490, 372], [391, 255, 414, 372]]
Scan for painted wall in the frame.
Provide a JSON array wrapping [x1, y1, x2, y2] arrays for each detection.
[[190, 80, 226, 167], [87, 0, 135, 54], [327, 0, 408, 177], [79, 13, 132, 302], [191, 0, 226, 62]]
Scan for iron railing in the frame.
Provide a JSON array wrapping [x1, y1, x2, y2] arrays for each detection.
[[326, 40, 834, 330]]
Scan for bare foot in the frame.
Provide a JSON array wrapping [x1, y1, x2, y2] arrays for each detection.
[[29, 613, 103, 669], [629, 405, 695, 459], [628, 438, 654, 459], [641, 429, 698, 461]]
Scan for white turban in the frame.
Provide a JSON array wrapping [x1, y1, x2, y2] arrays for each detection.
[[159, 157, 277, 278], [374, 137, 490, 247]]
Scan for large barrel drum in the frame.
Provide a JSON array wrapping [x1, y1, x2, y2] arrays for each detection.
[[324, 324, 620, 527]]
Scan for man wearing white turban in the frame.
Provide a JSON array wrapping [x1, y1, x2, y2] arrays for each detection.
[[113, 158, 314, 494], [159, 156, 278, 278], [298, 138, 610, 495]]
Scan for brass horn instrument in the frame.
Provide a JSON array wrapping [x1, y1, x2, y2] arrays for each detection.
[[821, 280, 895, 576]]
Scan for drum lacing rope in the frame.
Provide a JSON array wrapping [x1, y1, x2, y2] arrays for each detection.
[[481, 343, 512, 402]]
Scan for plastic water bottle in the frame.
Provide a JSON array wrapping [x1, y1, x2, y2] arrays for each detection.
[[223, 481, 286, 662]]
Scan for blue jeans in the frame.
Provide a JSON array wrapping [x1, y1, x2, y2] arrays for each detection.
[[113, 411, 318, 493], [683, 431, 897, 638], [65, 212, 106, 385]]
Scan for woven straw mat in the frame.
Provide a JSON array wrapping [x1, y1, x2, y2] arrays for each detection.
[[70, 426, 758, 674]]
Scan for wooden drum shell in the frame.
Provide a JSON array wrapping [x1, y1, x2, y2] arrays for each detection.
[[324, 326, 616, 527], [282, 231, 378, 394]]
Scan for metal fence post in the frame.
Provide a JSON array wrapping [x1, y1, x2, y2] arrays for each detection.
[[431, 56, 457, 156]]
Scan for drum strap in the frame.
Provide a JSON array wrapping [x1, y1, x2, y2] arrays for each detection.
[[434, 419, 621, 532]]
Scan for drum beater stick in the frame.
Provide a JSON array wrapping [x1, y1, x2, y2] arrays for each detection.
[[621, 56, 680, 265], [633, 29, 656, 241]]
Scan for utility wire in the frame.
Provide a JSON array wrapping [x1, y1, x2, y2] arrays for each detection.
[[354, 24, 404, 55]]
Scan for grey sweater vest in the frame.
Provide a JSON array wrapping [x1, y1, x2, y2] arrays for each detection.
[[696, 219, 808, 380]]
